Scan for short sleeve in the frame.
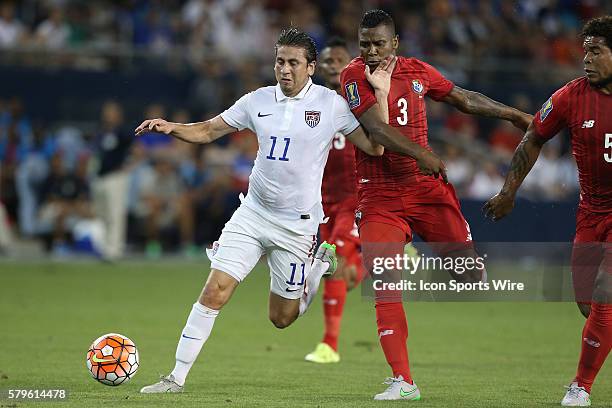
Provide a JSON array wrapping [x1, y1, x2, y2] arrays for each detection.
[[332, 94, 360, 136], [422, 62, 454, 101], [220, 92, 253, 131], [340, 64, 377, 118], [533, 87, 570, 141]]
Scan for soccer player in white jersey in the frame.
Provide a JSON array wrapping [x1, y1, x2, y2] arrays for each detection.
[[136, 28, 446, 393]]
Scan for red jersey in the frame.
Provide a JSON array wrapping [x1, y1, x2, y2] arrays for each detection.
[[340, 56, 454, 193], [321, 132, 357, 206], [533, 77, 612, 213]]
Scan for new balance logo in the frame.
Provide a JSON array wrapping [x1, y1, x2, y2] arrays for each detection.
[[379, 329, 394, 338], [582, 120, 595, 128], [583, 337, 600, 348], [359, 178, 370, 183]]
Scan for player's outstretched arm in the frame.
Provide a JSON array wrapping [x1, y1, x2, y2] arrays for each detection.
[[441, 86, 533, 131], [346, 127, 384, 156], [359, 106, 448, 183], [483, 123, 546, 220], [134, 115, 235, 144]]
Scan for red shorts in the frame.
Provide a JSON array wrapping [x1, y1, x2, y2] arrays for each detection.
[[357, 181, 473, 250], [321, 197, 361, 268], [571, 207, 612, 303]]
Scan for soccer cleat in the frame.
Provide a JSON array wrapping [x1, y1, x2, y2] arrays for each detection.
[[373, 376, 421, 401], [561, 382, 591, 406], [140, 374, 184, 394], [314, 241, 337, 276], [304, 342, 340, 364]]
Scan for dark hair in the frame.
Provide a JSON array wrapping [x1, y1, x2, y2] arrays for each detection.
[[360, 9, 395, 34], [275, 27, 318, 63], [324, 36, 347, 50], [582, 16, 612, 50]]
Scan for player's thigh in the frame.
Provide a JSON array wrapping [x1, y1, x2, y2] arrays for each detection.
[[209, 206, 266, 284], [266, 230, 316, 300], [571, 209, 605, 304], [592, 213, 612, 304], [408, 198, 473, 254]]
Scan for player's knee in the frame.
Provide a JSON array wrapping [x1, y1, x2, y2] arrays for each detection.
[[200, 281, 232, 310], [592, 271, 612, 304], [269, 310, 296, 329]]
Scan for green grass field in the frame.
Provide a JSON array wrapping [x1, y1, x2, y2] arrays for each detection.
[[0, 260, 610, 407]]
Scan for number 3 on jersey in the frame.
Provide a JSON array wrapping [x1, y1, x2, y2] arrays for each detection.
[[397, 98, 408, 126], [266, 136, 290, 161]]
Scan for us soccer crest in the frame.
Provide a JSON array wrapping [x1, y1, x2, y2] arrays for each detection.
[[412, 79, 424, 94], [305, 111, 321, 128]]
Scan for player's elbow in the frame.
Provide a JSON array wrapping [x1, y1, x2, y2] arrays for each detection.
[[370, 145, 384, 156]]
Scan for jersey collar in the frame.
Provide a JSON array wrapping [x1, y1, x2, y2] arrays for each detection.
[[275, 78, 313, 102]]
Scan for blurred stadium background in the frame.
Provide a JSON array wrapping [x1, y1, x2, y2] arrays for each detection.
[[0, 0, 611, 259]]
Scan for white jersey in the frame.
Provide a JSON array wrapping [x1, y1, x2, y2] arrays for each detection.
[[220, 78, 360, 235]]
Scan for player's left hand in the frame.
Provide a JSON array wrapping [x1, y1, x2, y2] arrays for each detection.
[[511, 112, 534, 132], [365, 56, 396, 95], [482, 192, 515, 221]]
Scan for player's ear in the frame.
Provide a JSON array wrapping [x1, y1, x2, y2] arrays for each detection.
[[307, 61, 316, 76], [392, 35, 399, 51]]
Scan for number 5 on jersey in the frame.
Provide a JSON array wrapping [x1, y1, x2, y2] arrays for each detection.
[[605, 133, 612, 163], [267, 136, 290, 161]]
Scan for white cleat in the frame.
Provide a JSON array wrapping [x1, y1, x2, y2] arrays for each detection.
[[373, 375, 421, 401], [140, 374, 184, 394], [313, 241, 337, 276], [561, 382, 591, 406]]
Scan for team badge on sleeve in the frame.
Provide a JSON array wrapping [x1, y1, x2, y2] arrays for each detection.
[[412, 79, 424, 94], [345, 82, 361, 109], [305, 111, 321, 128], [540, 97, 553, 121]]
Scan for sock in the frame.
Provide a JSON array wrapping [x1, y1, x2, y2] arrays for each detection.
[[171, 302, 219, 386], [574, 302, 612, 393], [299, 258, 329, 316], [375, 301, 412, 382], [322, 279, 347, 351]]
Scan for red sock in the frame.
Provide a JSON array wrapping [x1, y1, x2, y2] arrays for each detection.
[[322, 279, 347, 351], [575, 302, 612, 393], [375, 301, 412, 382]]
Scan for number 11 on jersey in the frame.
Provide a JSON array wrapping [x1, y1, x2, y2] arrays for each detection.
[[267, 136, 291, 161]]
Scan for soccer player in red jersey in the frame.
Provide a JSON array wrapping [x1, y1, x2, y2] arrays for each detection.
[[485, 16, 612, 407], [340, 10, 533, 400]]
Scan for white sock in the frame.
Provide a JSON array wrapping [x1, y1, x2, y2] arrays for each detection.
[[170, 302, 219, 386], [299, 258, 329, 316]]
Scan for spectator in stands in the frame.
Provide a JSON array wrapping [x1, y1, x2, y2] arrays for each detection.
[[35, 7, 71, 49], [37, 152, 93, 255], [134, 155, 185, 259], [0, 1, 25, 48], [92, 101, 132, 261]]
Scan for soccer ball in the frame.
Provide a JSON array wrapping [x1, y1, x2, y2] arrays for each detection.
[[86, 333, 139, 386]]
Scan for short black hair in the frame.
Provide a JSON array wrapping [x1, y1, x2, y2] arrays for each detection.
[[324, 36, 347, 50], [360, 9, 395, 34], [582, 15, 612, 50], [275, 27, 318, 63]]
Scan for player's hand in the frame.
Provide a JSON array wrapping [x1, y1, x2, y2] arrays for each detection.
[[482, 192, 515, 221], [135, 118, 175, 136], [511, 112, 533, 132], [365, 55, 396, 95], [416, 150, 448, 184]]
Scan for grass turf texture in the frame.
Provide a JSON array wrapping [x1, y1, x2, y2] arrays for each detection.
[[0, 261, 610, 408]]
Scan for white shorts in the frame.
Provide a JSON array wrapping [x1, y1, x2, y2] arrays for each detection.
[[209, 204, 317, 299]]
